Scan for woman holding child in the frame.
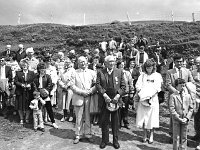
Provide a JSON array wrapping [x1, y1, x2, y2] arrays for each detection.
[[135, 59, 163, 143]]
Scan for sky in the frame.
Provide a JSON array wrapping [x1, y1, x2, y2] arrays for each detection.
[[0, 0, 200, 25]]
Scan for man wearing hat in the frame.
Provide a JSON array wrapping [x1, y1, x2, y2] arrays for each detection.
[[16, 44, 26, 63], [96, 55, 125, 149], [22, 47, 39, 73], [1, 45, 14, 58]]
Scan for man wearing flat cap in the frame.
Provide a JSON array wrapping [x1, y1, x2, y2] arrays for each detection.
[[16, 44, 26, 63], [96, 55, 125, 149]]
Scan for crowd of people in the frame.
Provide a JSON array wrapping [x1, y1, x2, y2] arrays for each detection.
[[0, 34, 199, 150]]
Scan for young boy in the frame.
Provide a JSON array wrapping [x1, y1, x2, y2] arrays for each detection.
[[29, 91, 46, 132], [169, 78, 194, 150]]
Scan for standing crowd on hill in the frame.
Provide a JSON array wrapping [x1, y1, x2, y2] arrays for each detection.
[[0, 34, 200, 150]]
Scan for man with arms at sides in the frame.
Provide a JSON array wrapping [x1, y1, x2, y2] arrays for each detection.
[[71, 56, 96, 144], [96, 55, 125, 149], [166, 53, 194, 143]]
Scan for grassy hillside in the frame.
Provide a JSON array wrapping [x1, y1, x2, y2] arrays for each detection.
[[0, 21, 200, 57]]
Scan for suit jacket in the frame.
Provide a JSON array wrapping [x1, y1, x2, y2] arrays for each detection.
[[169, 93, 193, 122], [15, 50, 26, 62], [96, 68, 126, 101], [166, 67, 194, 94], [71, 68, 96, 106], [32, 74, 53, 93], [1, 50, 15, 58], [4, 65, 12, 83], [14, 70, 35, 95]]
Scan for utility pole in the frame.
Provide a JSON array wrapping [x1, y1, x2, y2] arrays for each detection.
[[18, 12, 21, 25], [192, 13, 195, 22], [171, 10, 174, 23], [126, 12, 131, 25], [83, 13, 86, 25]]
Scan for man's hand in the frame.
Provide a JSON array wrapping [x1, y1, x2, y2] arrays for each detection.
[[21, 84, 25, 88], [103, 93, 111, 103]]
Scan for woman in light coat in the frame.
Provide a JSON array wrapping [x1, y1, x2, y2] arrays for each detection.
[[135, 59, 163, 143], [58, 58, 76, 122]]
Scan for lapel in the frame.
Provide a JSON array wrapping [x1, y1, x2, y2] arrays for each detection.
[[112, 69, 117, 88], [102, 68, 108, 86], [172, 68, 178, 81], [176, 94, 183, 104]]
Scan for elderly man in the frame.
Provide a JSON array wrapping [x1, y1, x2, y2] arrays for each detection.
[[96, 55, 125, 149], [1, 45, 14, 58], [71, 56, 96, 144], [166, 53, 194, 143], [191, 56, 200, 141], [16, 44, 26, 63], [22, 47, 39, 73]]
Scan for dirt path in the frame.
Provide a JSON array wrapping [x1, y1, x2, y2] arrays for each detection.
[[0, 104, 198, 150]]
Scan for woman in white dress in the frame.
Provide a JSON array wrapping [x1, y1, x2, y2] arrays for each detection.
[[135, 59, 163, 143]]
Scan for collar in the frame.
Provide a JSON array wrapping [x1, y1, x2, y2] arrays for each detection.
[[175, 67, 182, 72], [107, 68, 113, 75], [23, 70, 28, 74]]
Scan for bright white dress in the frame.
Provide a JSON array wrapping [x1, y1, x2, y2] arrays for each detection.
[[136, 72, 163, 129], [46, 65, 58, 106]]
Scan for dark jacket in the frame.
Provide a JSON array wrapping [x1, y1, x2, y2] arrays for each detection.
[[14, 70, 35, 95], [32, 74, 53, 93]]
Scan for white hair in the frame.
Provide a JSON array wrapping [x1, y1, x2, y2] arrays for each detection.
[[104, 55, 115, 62], [78, 56, 87, 62]]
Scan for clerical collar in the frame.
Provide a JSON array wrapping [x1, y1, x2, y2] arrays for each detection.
[[107, 68, 113, 75]]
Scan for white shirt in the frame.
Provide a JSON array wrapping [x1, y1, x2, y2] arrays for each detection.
[[0, 65, 6, 79], [39, 75, 43, 88], [23, 70, 28, 81], [175, 67, 182, 78]]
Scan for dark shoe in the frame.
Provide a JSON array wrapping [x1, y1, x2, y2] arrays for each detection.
[[34, 129, 37, 132], [142, 138, 148, 143], [73, 138, 80, 144], [148, 139, 153, 144], [113, 142, 120, 149], [40, 128, 45, 132], [191, 135, 200, 141], [124, 124, 130, 129], [100, 142, 107, 149], [169, 137, 173, 144]]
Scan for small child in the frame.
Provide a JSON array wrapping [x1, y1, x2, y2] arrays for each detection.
[[169, 78, 194, 150], [29, 91, 46, 132]]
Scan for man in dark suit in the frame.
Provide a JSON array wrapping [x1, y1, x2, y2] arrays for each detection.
[[166, 53, 194, 143], [15, 44, 26, 63], [96, 55, 125, 149], [1, 45, 15, 58], [0, 57, 13, 118]]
